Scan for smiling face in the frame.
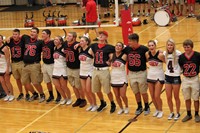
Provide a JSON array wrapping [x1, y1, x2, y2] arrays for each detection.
[[98, 33, 107, 42], [184, 45, 193, 55], [80, 37, 88, 48], [115, 42, 123, 52], [148, 41, 156, 52], [41, 31, 49, 40], [30, 29, 38, 39], [54, 36, 62, 46], [12, 31, 20, 41], [167, 41, 174, 53]]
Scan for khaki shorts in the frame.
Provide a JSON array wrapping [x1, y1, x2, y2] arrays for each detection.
[[92, 69, 111, 94], [67, 68, 81, 89], [128, 70, 148, 94], [41, 63, 54, 83], [21, 63, 43, 85], [11, 61, 24, 80], [182, 76, 200, 101]]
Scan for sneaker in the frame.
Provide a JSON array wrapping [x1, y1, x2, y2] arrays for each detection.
[[135, 107, 142, 115], [86, 105, 93, 111], [39, 94, 45, 103], [97, 101, 107, 112], [79, 99, 87, 108], [93, 38, 98, 41], [124, 107, 129, 114], [4, 95, 10, 101], [117, 108, 124, 115], [146, 13, 150, 17], [187, 14, 192, 18], [91, 105, 98, 112], [137, 12, 140, 16], [168, 112, 174, 120], [0, 93, 6, 99], [191, 14, 195, 18], [182, 115, 192, 122], [144, 107, 150, 115], [25, 94, 30, 101], [29, 93, 39, 102], [195, 115, 200, 123], [174, 113, 180, 121], [153, 110, 159, 117], [46, 96, 54, 103], [66, 99, 73, 105], [8, 95, 15, 101], [16, 93, 24, 101], [142, 12, 145, 16], [157, 111, 163, 118], [72, 98, 82, 107], [55, 96, 61, 104], [110, 103, 116, 113], [60, 99, 67, 105]]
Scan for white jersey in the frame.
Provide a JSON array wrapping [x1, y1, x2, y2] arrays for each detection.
[[79, 47, 94, 77], [0, 45, 11, 74], [52, 46, 67, 77], [147, 51, 165, 81], [163, 50, 181, 77], [110, 53, 128, 86]]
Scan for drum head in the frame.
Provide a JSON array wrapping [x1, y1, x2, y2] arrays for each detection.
[[154, 10, 170, 26]]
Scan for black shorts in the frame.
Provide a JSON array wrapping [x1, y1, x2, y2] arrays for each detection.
[[111, 82, 128, 88], [147, 79, 165, 84], [165, 75, 181, 84], [52, 75, 68, 80], [0, 72, 12, 76], [80, 75, 92, 79], [138, 0, 146, 4]]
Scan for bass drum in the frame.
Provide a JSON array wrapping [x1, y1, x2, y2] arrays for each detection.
[[154, 10, 172, 26]]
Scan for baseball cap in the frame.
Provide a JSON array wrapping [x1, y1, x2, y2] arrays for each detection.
[[99, 31, 108, 37]]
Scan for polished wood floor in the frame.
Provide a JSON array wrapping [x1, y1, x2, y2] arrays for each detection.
[[0, 3, 200, 133]]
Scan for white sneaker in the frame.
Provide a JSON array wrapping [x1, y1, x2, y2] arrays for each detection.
[[91, 105, 98, 112], [168, 112, 174, 120], [4, 95, 10, 101], [157, 111, 164, 118], [146, 13, 150, 17], [117, 108, 124, 115], [137, 12, 140, 16], [66, 99, 72, 105], [60, 99, 67, 105], [86, 105, 93, 111], [8, 95, 15, 101], [174, 113, 181, 121], [124, 107, 129, 114], [153, 110, 159, 117]]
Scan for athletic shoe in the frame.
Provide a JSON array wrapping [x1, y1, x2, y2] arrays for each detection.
[[195, 115, 200, 123], [16, 93, 24, 101], [110, 103, 116, 113], [146, 13, 150, 17], [8, 95, 15, 102], [157, 111, 163, 118], [55, 96, 61, 104], [153, 110, 159, 117], [79, 99, 87, 108], [117, 108, 124, 115], [4, 95, 10, 101], [29, 93, 39, 102], [135, 107, 142, 115], [142, 12, 145, 16], [0, 93, 6, 99], [97, 101, 107, 112], [174, 113, 180, 121], [86, 105, 93, 111], [72, 98, 82, 107], [182, 115, 192, 122], [137, 12, 140, 16], [25, 94, 30, 101], [144, 107, 150, 115], [191, 14, 195, 18], [66, 99, 73, 105], [60, 99, 67, 105], [91, 105, 98, 112], [124, 107, 129, 114], [187, 14, 192, 18], [39, 94, 45, 103], [168, 112, 174, 120], [46, 96, 54, 103]]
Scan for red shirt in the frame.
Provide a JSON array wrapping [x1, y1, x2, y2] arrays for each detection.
[[86, 0, 97, 23]]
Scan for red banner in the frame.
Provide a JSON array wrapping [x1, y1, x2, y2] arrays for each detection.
[[121, 9, 133, 45]]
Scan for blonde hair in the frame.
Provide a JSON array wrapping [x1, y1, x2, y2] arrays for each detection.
[[165, 38, 177, 65]]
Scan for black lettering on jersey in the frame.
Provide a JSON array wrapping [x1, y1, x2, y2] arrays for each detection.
[[167, 60, 174, 73]]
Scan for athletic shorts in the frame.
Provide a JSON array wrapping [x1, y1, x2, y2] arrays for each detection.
[[165, 75, 181, 84]]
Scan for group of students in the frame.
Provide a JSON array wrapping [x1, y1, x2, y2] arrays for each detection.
[[0, 28, 200, 123]]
